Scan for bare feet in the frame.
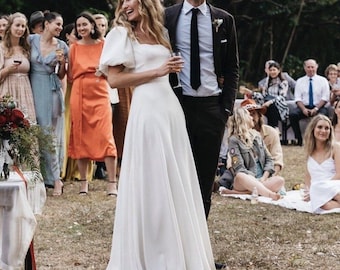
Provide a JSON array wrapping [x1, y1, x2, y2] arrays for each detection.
[[269, 192, 282, 201], [239, 85, 253, 95]]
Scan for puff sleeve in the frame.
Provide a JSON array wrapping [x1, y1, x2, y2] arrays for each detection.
[[99, 26, 135, 76]]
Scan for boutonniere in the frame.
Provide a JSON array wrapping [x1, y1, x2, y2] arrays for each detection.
[[212, 19, 223, 32]]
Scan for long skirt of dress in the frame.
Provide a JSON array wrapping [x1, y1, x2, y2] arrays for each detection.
[[106, 78, 215, 270]]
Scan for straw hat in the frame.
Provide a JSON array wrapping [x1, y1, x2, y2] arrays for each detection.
[[240, 99, 267, 115]]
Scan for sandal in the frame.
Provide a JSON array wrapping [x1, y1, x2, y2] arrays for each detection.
[[107, 181, 118, 197], [52, 179, 64, 196], [79, 179, 88, 195]]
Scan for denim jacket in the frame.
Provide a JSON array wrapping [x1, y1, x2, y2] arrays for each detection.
[[228, 133, 275, 177]]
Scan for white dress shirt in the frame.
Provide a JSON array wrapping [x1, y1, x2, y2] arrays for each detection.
[[294, 74, 330, 106], [176, 0, 220, 97]]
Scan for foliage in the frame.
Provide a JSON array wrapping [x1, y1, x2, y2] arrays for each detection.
[[221, 0, 340, 84], [0, 96, 54, 172], [5, 0, 340, 86]]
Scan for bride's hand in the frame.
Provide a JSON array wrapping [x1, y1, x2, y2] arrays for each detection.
[[157, 56, 184, 77]]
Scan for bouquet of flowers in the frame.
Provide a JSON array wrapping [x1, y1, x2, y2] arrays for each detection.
[[0, 95, 54, 179]]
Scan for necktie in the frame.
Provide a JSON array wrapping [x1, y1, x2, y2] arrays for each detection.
[[190, 8, 201, 90], [309, 78, 313, 107]]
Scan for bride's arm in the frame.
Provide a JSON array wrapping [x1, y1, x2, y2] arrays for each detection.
[[107, 56, 182, 89]]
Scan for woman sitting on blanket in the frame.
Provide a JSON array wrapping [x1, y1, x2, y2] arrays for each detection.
[[220, 107, 284, 200], [303, 114, 340, 213]]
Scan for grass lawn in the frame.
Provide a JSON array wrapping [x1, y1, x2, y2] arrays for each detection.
[[34, 145, 340, 269]]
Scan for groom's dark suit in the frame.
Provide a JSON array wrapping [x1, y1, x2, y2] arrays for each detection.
[[165, 2, 239, 218]]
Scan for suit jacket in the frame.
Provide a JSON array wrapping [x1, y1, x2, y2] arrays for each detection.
[[164, 2, 239, 113]]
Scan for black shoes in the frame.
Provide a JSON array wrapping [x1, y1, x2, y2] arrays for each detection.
[[94, 163, 106, 179], [215, 262, 227, 269]]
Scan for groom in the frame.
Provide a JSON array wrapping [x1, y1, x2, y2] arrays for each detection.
[[165, 0, 239, 217], [165, 1, 239, 268]]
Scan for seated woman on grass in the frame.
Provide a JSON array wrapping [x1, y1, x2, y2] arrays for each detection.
[[303, 114, 340, 213], [220, 107, 284, 201]]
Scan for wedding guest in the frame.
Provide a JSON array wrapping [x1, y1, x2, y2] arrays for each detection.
[[258, 59, 296, 100], [289, 59, 329, 146], [92, 13, 116, 180], [218, 100, 284, 195], [241, 99, 283, 175], [93, 13, 108, 39], [0, 12, 36, 123], [223, 107, 284, 200], [0, 14, 9, 41], [332, 99, 340, 141], [29, 11, 68, 195], [303, 114, 340, 213], [245, 61, 289, 129], [59, 23, 94, 182], [29, 11, 44, 34], [68, 11, 117, 195], [99, 0, 215, 268], [165, 0, 239, 228], [325, 64, 340, 105]]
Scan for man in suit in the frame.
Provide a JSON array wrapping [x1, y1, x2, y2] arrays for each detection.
[[165, 3, 239, 267], [165, 0, 239, 216]]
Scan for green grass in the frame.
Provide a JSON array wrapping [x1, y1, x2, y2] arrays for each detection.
[[34, 146, 340, 269]]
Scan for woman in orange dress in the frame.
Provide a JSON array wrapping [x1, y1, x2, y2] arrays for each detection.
[[68, 12, 117, 195], [60, 23, 94, 182]]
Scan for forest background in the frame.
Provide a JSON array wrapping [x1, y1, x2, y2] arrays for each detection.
[[1, 0, 340, 88]]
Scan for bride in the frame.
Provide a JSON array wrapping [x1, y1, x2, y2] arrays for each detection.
[[99, 0, 216, 269]]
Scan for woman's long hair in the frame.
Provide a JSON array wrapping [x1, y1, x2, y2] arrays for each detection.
[[113, 0, 171, 50], [332, 99, 340, 126], [304, 114, 334, 159], [228, 107, 256, 148], [267, 61, 285, 84], [2, 12, 30, 58]]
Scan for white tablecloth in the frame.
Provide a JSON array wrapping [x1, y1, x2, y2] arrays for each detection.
[[0, 171, 46, 270]]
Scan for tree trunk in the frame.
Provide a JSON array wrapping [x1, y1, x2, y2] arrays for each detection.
[[281, 0, 305, 67]]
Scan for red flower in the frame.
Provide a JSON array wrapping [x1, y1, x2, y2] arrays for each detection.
[[10, 109, 25, 123], [0, 115, 6, 127]]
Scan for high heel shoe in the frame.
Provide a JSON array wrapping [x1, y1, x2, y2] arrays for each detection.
[[107, 181, 118, 197], [52, 179, 64, 196], [79, 179, 88, 195]]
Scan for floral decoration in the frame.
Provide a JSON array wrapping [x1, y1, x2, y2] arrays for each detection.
[[212, 18, 223, 33], [0, 95, 54, 179]]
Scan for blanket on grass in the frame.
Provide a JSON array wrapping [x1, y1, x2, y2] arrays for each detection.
[[221, 190, 340, 214]]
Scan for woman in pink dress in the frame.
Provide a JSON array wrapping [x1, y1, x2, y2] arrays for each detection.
[[0, 12, 36, 123]]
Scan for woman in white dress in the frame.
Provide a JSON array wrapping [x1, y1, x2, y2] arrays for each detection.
[[99, 0, 216, 269], [303, 114, 340, 213]]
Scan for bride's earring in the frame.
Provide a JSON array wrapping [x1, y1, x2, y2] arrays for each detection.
[[91, 28, 94, 34]]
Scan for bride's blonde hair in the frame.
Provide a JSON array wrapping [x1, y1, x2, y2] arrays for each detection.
[[228, 108, 257, 148], [113, 0, 171, 50]]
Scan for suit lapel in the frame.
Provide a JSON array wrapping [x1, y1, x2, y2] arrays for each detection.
[[166, 4, 183, 50], [209, 5, 220, 77]]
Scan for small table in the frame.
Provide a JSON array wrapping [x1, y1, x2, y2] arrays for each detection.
[[0, 172, 46, 270]]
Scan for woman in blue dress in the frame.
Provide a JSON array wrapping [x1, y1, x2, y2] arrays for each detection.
[[29, 11, 68, 196]]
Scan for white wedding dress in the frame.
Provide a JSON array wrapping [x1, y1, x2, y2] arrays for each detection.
[[100, 27, 216, 270], [308, 157, 340, 213]]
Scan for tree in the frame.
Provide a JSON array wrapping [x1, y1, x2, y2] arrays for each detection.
[[221, 0, 340, 84]]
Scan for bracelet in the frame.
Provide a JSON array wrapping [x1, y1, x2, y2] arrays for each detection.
[[314, 107, 319, 111]]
